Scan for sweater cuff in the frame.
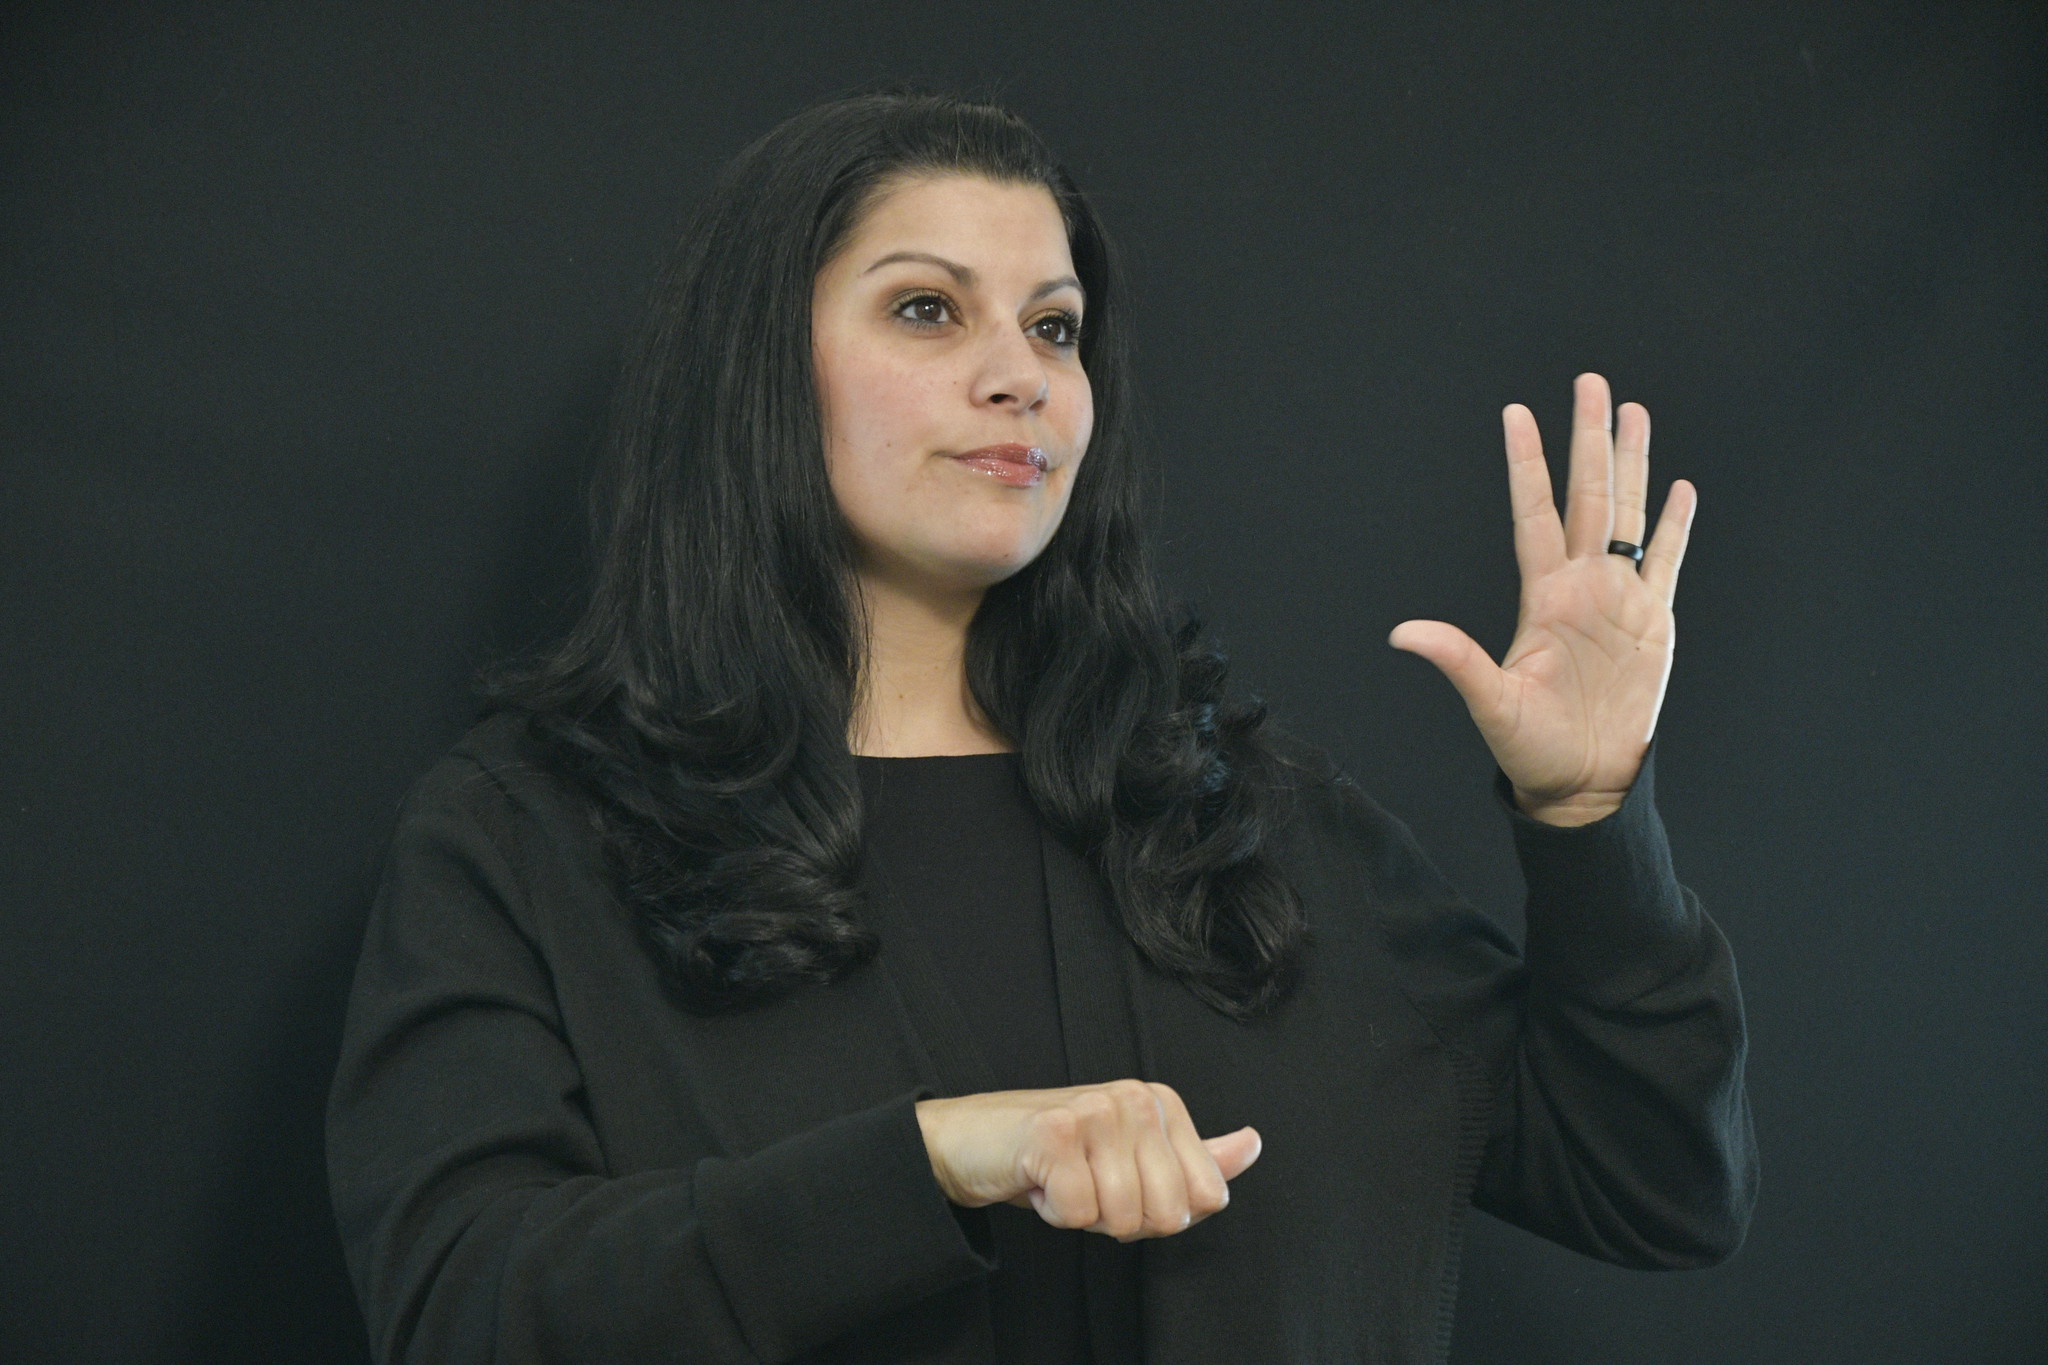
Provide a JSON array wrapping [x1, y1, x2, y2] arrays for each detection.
[[694, 1087, 996, 1360], [1490, 741, 1704, 1002]]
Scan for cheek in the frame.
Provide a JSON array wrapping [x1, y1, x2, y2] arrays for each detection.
[[817, 345, 955, 555], [1058, 377, 1095, 467], [1069, 384, 1095, 452], [822, 349, 945, 468]]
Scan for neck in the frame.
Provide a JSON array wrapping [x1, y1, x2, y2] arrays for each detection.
[[848, 566, 1013, 757]]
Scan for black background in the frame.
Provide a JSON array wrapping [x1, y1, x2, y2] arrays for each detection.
[[3, 3, 2042, 1361]]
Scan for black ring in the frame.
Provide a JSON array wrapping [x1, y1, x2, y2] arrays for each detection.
[[1606, 539, 1645, 564]]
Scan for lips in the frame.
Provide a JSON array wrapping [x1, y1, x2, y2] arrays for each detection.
[[953, 443, 1048, 470], [947, 443, 1049, 487]]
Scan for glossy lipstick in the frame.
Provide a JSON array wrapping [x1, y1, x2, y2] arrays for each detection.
[[948, 443, 1048, 487]]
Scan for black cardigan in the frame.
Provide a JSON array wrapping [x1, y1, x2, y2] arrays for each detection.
[[854, 751, 1091, 1362], [325, 711, 1756, 1364]]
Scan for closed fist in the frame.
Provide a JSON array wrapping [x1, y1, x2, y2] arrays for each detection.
[[915, 1079, 1262, 1242]]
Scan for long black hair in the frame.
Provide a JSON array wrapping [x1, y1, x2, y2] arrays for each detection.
[[483, 84, 1310, 1021]]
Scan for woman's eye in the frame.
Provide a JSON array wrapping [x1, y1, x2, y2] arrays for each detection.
[[1033, 311, 1083, 349], [895, 294, 953, 328]]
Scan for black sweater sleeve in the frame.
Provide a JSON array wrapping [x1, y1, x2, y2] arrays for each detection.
[[324, 759, 995, 1365], [1468, 744, 1759, 1267], [1303, 739, 1758, 1269]]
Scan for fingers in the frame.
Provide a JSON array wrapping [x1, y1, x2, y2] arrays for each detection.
[[1503, 402, 1567, 580], [1510, 375, 1661, 564], [1150, 1082, 1233, 1225], [1029, 1106, 1100, 1228], [1128, 1095, 1193, 1237], [1563, 372, 1616, 558], [1641, 478, 1696, 606], [1613, 400, 1650, 547], [1075, 1085, 1144, 1238], [1021, 1080, 1255, 1241]]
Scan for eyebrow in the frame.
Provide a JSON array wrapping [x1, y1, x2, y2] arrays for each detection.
[[859, 250, 1085, 305]]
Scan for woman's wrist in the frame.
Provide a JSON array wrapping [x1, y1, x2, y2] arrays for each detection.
[[1511, 786, 1626, 827]]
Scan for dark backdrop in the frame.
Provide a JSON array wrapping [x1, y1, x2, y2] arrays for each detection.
[[3, 3, 2042, 1361]]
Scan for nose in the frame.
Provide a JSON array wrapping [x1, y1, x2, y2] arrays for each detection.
[[970, 323, 1051, 413]]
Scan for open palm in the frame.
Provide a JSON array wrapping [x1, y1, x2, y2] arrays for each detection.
[[1389, 373, 1695, 825]]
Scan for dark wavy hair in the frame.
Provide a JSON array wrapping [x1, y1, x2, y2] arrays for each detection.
[[483, 84, 1310, 1021]]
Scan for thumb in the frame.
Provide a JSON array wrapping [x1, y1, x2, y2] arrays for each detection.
[[1387, 620, 1502, 721], [1203, 1125, 1263, 1182]]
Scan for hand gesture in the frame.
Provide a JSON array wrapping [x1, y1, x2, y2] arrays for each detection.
[[916, 1081, 1262, 1241], [1388, 373, 1695, 825]]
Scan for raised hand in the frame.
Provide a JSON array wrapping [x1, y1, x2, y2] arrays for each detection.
[[915, 1080, 1262, 1241], [1388, 373, 1695, 826]]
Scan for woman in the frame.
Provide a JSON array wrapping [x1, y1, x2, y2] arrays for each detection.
[[327, 87, 1756, 1364]]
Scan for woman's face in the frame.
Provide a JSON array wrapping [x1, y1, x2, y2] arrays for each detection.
[[811, 173, 1093, 595]]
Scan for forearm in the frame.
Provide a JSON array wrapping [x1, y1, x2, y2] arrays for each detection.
[[1475, 745, 1759, 1266], [338, 1089, 995, 1365]]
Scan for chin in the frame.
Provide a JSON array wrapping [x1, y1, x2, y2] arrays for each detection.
[[956, 555, 1037, 589], [936, 541, 1045, 589], [938, 523, 1050, 576]]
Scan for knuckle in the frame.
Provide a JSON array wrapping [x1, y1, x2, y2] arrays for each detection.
[[1032, 1107, 1082, 1149], [1043, 1171, 1096, 1229], [1145, 1204, 1192, 1237], [1188, 1176, 1229, 1216], [1068, 1185, 1101, 1230], [1045, 1199, 1087, 1230], [1069, 1091, 1115, 1124]]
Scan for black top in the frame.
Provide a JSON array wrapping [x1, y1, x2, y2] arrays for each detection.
[[326, 712, 1757, 1363], [855, 752, 1088, 1364]]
